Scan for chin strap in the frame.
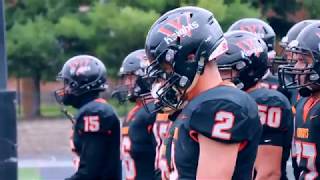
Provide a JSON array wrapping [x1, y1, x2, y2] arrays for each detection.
[[60, 106, 75, 124], [186, 56, 205, 93]]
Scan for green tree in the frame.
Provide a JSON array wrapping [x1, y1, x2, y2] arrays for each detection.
[[7, 16, 62, 117], [196, 0, 259, 30], [303, 0, 320, 19], [245, 0, 301, 38], [88, 3, 159, 76], [110, 0, 179, 14], [55, 2, 159, 76]]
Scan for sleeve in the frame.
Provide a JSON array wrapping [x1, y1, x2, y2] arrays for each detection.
[[189, 99, 261, 143], [67, 107, 121, 180]]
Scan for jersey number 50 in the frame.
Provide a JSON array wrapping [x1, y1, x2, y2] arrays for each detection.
[[258, 105, 281, 128]]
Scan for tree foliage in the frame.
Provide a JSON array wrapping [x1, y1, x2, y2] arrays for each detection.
[[5, 0, 259, 117], [196, 0, 259, 30]]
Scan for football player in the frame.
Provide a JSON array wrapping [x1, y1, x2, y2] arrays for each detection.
[[113, 49, 158, 180], [152, 113, 171, 180], [228, 18, 279, 90], [144, 6, 262, 179], [276, 20, 318, 179], [54, 55, 121, 180], [278, 22, 320, 180], [217, 30, 293, 180]]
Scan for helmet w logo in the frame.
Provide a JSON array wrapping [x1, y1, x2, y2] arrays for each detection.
[[240, 24, 264, 38], [158, 12, 199, 44], [236, 38, 263, 57]]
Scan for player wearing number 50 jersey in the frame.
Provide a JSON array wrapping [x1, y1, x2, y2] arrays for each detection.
[[217, 31, 293, 180], [54, 55, 122, 180], [144, 7, 262, 179], [279, 22, 320, 180], [113, 49, 158, 180]]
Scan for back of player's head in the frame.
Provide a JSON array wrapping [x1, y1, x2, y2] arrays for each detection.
[[217, 30, 268, 90], [228, 18, 275, 53]]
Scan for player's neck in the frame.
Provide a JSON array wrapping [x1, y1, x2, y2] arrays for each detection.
[[187, 63, 222, 100], [246, 82, 261, 93]]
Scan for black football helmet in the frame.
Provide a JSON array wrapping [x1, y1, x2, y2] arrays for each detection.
[[145, 6, 228, 110], [54, 55, 107, 107], [228, 18, 276, 55], [278, 22, 320, 97], [217, 30, 268, 90], [271, 20, 318, 70], [112, 49, 151, 103], [280, 20, 318, 48]]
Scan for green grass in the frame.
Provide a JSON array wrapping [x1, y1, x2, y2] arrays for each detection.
[[40, 104, 64, 117], [39, 99, 134, 118], [18, 168, 41, 180]]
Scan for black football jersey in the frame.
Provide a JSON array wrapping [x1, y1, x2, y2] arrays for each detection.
[[121, 102, 157, 180], [249, 88, 293, 180], [70, 98, 121, 180], [163, 85, 262, 180], [153, 113, 172, 180], [293, 97, 320, 180], [261, 72, 279, 90]]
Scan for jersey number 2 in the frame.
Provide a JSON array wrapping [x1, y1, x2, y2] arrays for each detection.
[[212, 111, 235, 140]]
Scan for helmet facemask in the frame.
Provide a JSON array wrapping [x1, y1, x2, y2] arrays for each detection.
[[54, 74, 77, 106], [278, 45, 320, 97], [144, 38, 227, 112], [269, 44, 298, 74], [145, 50, 190, 111]]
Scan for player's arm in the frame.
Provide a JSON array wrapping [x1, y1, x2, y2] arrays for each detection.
[[197, 134, 239, 179], [255, 97, 293, 180], [66, 133, 109, 180], [254, 145, 282, 180]]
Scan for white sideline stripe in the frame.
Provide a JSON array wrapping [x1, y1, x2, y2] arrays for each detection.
[[18, 159, 73, 168]]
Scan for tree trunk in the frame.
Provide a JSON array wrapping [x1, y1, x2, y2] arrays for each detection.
[[21, 74, 41, 119], [32, 73, 41, 117]]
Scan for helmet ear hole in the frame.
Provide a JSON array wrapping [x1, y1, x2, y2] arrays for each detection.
[[70, 82, 77, 88]]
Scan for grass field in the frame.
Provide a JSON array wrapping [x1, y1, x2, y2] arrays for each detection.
[[39, 99, 133, 118], [19, 168, 41, 180]]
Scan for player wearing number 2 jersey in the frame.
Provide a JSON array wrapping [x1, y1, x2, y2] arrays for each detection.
[[114, 49, 158, 180], [144, 7, 262, 179], [54, 55, 121, 180], [217, 31, 293, 180], [278, 22, 320, 180]]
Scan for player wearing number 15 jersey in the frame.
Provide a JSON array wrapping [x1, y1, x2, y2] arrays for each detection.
[[144, 7, 262, 179], [54, 55, 121, 180], [114, 49, 158, 180], [217, 31, 293, 180], [278, 22, 320, 180]]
